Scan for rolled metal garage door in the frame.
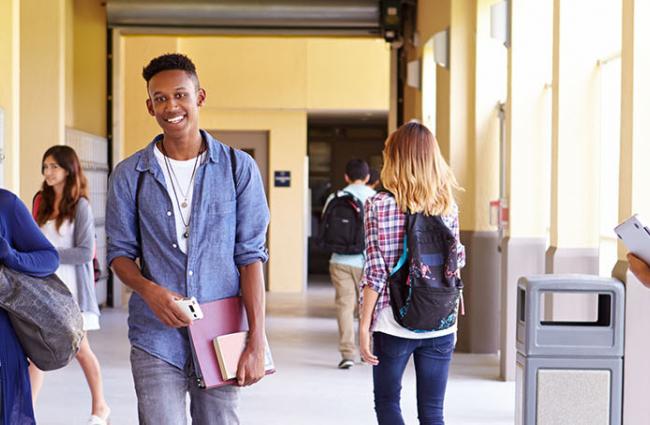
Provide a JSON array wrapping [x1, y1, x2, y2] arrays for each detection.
[[106, 0, 381, 36]]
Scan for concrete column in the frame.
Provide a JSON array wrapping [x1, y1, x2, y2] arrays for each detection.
[[545, 0, 620, 318], [617, 1, 650, 423], [500, 0, 553, 381], [0, 0, 20, 192], [19, 0, 67, 199]]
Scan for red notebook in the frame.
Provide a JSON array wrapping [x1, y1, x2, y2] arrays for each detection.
[[187, 296, 274, 388]]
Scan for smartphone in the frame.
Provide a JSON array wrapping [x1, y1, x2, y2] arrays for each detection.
[[614, 214, 650, 264], [174, 297, 204, 321]]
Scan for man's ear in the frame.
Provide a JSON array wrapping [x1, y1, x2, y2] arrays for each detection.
[[363, 175, 370, 184], [197, 88, 207, 107], [344, 174, 351, 184], [146, 98, 155, 116]]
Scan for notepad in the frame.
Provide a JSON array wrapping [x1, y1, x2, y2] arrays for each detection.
[[213, 331, 275, 381], [187, 296, 275, 388]]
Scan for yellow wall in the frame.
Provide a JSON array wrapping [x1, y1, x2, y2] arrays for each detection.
[[119, 35, 389, 292], [409, 0, 451, 154], [306, 38, 390, 110], [0, 0, 20, 192], [200, 109, 307, 292], [72, 0, 106, 136], [19, 0, 67, 201], [449, 0, 477, 230]]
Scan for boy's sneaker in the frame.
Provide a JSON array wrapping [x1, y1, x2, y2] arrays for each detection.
[[338, 359, 354, 369]]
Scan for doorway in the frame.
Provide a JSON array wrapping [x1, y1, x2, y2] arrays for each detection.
[[307, 113, 387, 282], [207, 130, 270, 287]]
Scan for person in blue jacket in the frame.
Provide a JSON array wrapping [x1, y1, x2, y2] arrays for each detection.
[[0, 189, 59, 425]]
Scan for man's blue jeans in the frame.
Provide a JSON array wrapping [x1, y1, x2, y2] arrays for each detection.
[[372, 332, 455, 425], [130, 346, 240, 425]]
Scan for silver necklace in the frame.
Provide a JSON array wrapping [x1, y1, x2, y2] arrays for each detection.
[[160, 140, 203, 239]]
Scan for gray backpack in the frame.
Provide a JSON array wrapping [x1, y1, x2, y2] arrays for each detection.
[[0, 266, 84, 370]]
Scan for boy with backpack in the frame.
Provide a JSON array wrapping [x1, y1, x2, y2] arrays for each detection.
[[319, 159, 375, 369]]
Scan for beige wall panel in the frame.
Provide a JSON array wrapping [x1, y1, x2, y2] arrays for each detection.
[[73, 0, 106, 136], [551, 0, 620, 248], [0, 0, 20, 192], [508, 0, 553, 237], [123, 36, 178, 156], [65, 0, 74, 128], [198, 108, 307, 293], [180, 37, 307, 110], [474, 0, 506, 232], [20, 0, 66, 201], [449, 0, 476, 230], [306, 38, 389, 111]]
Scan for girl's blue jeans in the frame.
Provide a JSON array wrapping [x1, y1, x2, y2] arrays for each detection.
[[372, 332, 455, 425]]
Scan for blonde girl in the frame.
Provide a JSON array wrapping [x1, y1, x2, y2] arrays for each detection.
[[359, 122, 465, 425]]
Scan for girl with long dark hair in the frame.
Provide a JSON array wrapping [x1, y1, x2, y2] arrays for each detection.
[[32, 145, 110, 425]]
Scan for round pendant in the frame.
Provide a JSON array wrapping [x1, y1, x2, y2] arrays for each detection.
[[181, 200, 188, 208], [183, 230, 190, 239]]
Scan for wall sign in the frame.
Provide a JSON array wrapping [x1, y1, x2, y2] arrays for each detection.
[[274, 170, 291, 187]]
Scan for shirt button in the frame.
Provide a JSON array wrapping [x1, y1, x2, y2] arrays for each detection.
[[167, 211, 172, 216], [189, 270, 194, 276], [172, 243, 178, 249]]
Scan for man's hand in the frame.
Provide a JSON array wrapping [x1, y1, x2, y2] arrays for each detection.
[[141, 284, 191, 328], [235, 338, 265, 386], [627, 253, 650, 288]]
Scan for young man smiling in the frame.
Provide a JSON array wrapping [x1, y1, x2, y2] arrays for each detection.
[[106, 54, 269, 424]]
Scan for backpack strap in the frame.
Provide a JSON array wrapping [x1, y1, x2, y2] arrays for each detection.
[[229, 146, 238, 192], [390, 236, 408, 276], [32, 191, 42, 220], [135, 170, 146, 265]]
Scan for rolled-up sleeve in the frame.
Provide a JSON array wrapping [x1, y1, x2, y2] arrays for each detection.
[[106, 162, 140, 265], [360, 199, 387, 294], [233, 152, 270, 266]]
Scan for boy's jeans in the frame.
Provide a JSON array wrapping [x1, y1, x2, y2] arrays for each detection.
[[130, 346, 240, 425]]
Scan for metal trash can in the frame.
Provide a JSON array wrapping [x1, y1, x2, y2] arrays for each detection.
[[515, 274, 624, 425]]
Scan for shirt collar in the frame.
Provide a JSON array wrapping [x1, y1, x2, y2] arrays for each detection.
[[135, 129, 220, 172]]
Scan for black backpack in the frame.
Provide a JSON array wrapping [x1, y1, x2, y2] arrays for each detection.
[[388, 211, 463, 332], [317, 191, 365, 255]]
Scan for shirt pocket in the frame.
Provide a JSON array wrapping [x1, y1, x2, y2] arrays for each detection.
[[206, 200, 237, 246]]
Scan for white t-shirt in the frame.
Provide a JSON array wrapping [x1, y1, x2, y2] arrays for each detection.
[[154, 145, 206, 254], [41, 219, 100, 331], [373, 305, 457, 339]]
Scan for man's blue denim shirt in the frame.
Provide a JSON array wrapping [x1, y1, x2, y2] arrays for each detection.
[[106, 130, 270, 369]]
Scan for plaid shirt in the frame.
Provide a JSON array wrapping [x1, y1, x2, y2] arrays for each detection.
[[360, 191, 466, 330]]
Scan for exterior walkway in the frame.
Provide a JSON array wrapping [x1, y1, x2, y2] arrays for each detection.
[[35, 283, 515, 424]]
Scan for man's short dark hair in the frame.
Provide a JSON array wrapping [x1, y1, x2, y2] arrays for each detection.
[[345, 159, 370, 181], [142, 53, 200, 87], [368, 168, 380, 185]]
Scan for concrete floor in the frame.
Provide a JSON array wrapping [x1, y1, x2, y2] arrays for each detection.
[[35, 283, 515, 424]]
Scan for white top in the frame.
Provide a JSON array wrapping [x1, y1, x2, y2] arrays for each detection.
[[154, 146, 206, 254], [373, 306, 457, 339], [41, 219, 100, 331]]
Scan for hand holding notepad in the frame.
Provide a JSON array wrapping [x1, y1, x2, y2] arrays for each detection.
[[187, 296, 275, 388], [213, 332, 275, 381]]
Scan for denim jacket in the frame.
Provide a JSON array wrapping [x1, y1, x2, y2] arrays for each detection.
[[106, 130, 269, 368]]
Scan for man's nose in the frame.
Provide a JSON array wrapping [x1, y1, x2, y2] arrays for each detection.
[[165, 97, 180, 110]]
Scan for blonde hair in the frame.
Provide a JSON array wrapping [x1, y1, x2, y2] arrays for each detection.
[[380, 122, 461, 216]]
